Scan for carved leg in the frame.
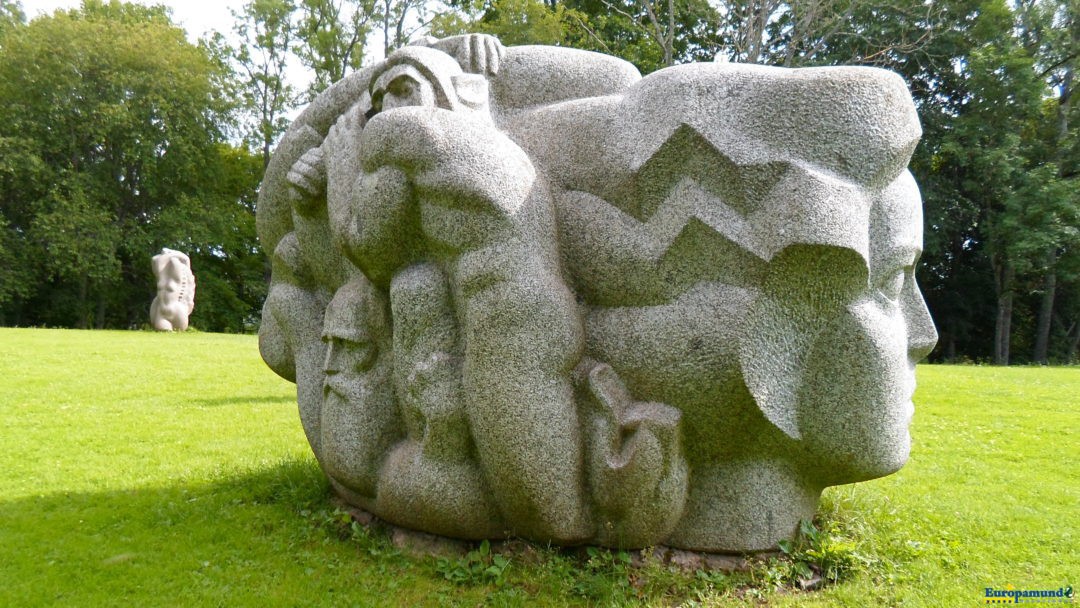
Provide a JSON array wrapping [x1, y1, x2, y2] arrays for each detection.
[[455, 246, 591, 542], [372, 262, 505, 537]]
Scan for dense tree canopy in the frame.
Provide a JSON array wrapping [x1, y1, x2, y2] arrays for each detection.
[[0, 0, 1076, 363], [0, 0, 264, 331]]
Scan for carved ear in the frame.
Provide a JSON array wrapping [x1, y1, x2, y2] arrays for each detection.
[[451, 74, 489, 111]]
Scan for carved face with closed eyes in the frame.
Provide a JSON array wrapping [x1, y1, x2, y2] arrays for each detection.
[[321, 278, 389, 404], [794, 170, 938, 484], [738, 169, 937, 486], [366, 46, 492, 121], [370, 64, 439, 114]]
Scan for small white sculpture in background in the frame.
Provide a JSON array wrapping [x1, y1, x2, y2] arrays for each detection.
[[149, 248, 195, 331]]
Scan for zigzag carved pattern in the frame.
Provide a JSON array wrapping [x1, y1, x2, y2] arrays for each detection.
[[609, 124, 792, 291], [612, 124, 791, 225]]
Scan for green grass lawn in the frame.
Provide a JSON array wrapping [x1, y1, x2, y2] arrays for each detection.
[[0, 328, 1076, 606]]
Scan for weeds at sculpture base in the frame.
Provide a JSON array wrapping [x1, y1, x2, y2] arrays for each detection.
[[315, 502, 868, 603], [0, 328, 1076, 607], [435, 540, 512, 587]]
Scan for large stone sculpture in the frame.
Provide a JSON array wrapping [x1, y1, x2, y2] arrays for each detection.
[[150, 248, 196, 332], [257, 35, 937, 553]]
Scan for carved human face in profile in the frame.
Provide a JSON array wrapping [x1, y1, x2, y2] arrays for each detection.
[[321, 279, 389, 400], [796, 172, 937, 483], [740, 170, 937, 485]]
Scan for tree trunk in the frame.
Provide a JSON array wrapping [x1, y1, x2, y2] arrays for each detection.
[[238, 282, 246, 333], [1067, 323, 1080, 364], [394, 2, 408, 51], [993, 260, 1014, 365], [1035, 36, 1073, 365], [382, 0, 391, 58], [665, 0, 674, 67], [11, 296, 23, 326], [76, 275, 89, 330], [95, 291, 107, 330], [1032, 254, 1056, 364]]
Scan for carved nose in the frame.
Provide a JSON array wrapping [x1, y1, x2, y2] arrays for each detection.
[[905, 291, 938, 362]]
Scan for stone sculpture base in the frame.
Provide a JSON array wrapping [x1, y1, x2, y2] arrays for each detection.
[[334, 499, 768, 572]]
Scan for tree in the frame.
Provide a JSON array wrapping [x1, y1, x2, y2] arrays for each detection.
[[230, 0, 300, 167], [0, 0, 23, 41], [954, 1, 1047, 365], [563, 0, 721, 72], [0, 1, 259, 331], [1022, 0, 1080, 364], [294, 0, 378, 98], [379, 0, 427, 56], [0, 136, 46, 323], [704, 0, 943, 68], [158, 144, 267, 332], [430, 0, 594, 46], [899, 0, 1080, 365]]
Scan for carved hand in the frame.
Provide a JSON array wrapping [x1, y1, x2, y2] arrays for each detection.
[[286, 145, 326, 215], [429, 34, 505, 76]]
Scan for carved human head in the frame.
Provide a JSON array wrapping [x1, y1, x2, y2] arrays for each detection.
[[739, 168, 937, 485], [322, 277, 390, 383], [368, 46, 490, 117]]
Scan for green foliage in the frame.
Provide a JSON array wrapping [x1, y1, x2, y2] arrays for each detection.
[[477, 0, 582, 46], [435, 539, 512, 586], [295, 0, 377, 98], [0, 0, 22, 40], [569, 546, 635, 600], [7, 0, 1078, 358], [429, 0, 595, 48], [561, 0, 722, 73], [229, 0, 299, 165], [777, 519, 870, 586], [0, 5, 264, 331], [428, 0, 1080, 363], [871, 0, 1080, 364]]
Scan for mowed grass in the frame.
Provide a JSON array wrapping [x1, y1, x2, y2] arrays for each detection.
[[0, 328, 1076, 606]]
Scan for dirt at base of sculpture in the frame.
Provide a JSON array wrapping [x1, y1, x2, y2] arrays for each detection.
[[149, 248, 195, 332], [334, 498, 765, 572], [256, 35, 937, 553]]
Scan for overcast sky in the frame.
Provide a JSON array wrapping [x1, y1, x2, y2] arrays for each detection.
[[27, 0, 322, 105], [28, 0, 248, 42]]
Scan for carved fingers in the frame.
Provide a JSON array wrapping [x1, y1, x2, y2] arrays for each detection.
[[324, 101, 366, 159], [473, 34, 505, 76], [430, 34, 505, 77], [287, 146, 326, 215]]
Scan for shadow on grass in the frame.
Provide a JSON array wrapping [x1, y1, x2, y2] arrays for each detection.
[[0, 457, 358, 605], [0, 457, 803, 606], [190, 395, 297, 407]]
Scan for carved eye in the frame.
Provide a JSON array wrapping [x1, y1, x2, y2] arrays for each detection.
[[323, 335, 377, 372], [387, 75, 416, 99], [876, 268, 906, 303]]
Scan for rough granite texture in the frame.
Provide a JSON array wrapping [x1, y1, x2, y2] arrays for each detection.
[[149, 248, 195, 331], [257, 35, 937, 553]]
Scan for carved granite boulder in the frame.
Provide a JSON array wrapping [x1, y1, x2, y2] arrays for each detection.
[[150, 248, 196, 332], [257, 35, 937, 552]]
